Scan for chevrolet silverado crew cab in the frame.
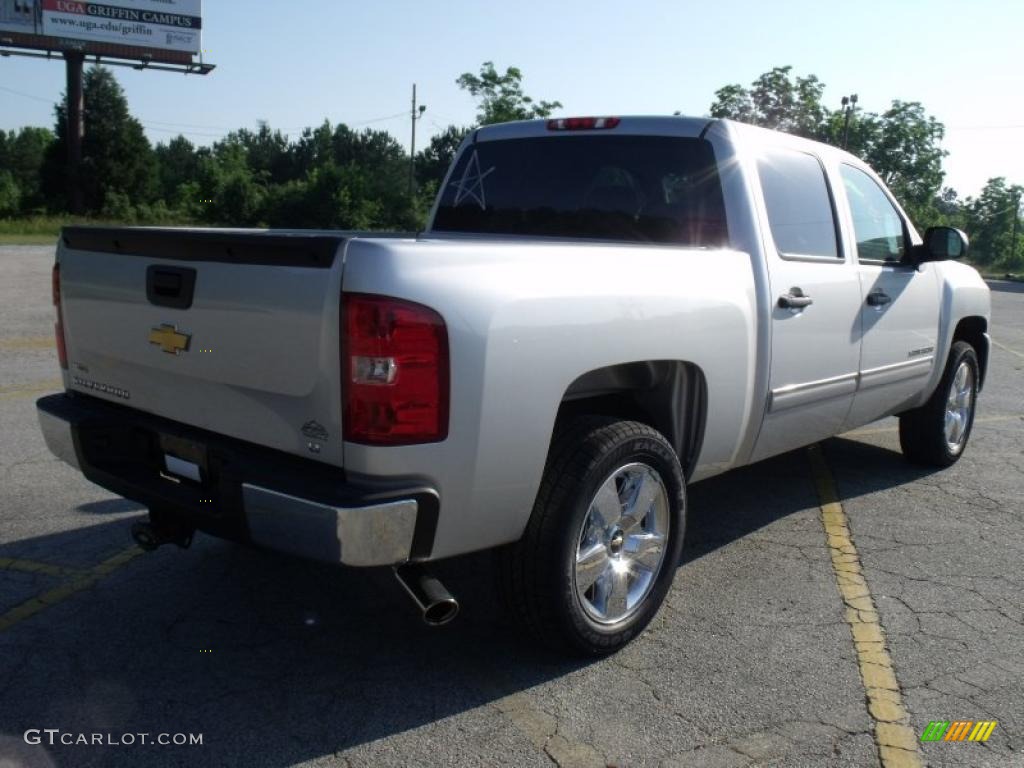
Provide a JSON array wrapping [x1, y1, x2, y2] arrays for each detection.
[[37, 116, 990, 655]]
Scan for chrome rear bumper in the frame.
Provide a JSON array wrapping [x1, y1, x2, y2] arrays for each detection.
[[243, 485, 417, 566], [36, 393, 435, 567]]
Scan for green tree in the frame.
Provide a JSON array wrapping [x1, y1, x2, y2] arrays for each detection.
[[416, 125, 470, 189], [710, 66, 827, 138], [41, 66, 157, 214], [962, 178, 1024, 268], [289, 121, 334, 179], [154, 135, 199, 203], [860, 101, 946, 223], [932, 187, 966, 228], [709, 67, 948, 227], [0, 127, 53, 213], [708, 84, 757, 124], [189, 142, 266, 225], [226, 121, 293, 184], [0, 171, 20, 216], [457, 62, 562, 125], [329, 125, 417, 229]]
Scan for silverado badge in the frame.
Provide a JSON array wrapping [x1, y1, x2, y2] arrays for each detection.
[[148, 324, 191, 355]]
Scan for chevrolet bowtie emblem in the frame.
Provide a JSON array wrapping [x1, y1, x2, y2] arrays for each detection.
[[148, 324, 191, 355]]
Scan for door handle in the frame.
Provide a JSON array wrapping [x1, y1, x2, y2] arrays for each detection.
[[778, 290, 813, 309], [866, 291, 892, 307], [146, 265, 197, 309]]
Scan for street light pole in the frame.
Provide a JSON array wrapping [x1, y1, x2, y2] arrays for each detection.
[[841, 93, 858, 150]]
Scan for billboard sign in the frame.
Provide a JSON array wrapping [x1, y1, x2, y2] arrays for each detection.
[[0, 1, 41, 35], [0, 0, 201, 54]]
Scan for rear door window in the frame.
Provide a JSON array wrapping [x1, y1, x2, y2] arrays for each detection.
[[758, 150, 840, 260], [432, 135, 728, 246]]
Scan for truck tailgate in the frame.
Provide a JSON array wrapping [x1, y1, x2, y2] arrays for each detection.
[[57, 227, 353, 466]]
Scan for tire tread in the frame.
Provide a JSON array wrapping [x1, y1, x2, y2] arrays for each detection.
[[498, 417, 683, 654], [899, 340, 978, 467]]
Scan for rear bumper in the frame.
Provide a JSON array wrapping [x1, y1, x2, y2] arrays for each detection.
[[36, 393, 438, 566]]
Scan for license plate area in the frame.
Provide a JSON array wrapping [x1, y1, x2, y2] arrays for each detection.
[[159, 433, 208, 483]]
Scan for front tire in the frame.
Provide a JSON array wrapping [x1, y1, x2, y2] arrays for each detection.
[[899, 341, 979, 467], [499, 417, 686, 655]]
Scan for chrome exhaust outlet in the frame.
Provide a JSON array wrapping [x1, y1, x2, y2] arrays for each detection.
[[393, 564, 460, 626], [131, 514, 194, 551]]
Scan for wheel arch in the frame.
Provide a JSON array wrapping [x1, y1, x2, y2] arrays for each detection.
[[952, 315, 989, 390], [553, 361, 708, 479]]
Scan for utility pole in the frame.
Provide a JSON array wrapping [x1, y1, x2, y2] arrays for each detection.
[[1011, 192, 1022, 266], [409, 84, 426, 199], [64, 51, 85, 214], [841, 94, 858, 150]]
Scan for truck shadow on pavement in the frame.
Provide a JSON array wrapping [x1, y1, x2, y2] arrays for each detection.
[[685, 435, 935, 562], [0, 435, 931, 767]]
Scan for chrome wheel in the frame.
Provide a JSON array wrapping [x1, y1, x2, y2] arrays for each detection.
[[944, 361, 975, 453], [573, 462, 670, 625]]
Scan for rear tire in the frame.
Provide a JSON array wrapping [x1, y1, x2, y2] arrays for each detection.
[[498, 417, 686, 656], [899, 341, 979, 467]]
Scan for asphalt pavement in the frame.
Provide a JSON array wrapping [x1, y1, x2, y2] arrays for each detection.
[[0, 244, 1021, 768]]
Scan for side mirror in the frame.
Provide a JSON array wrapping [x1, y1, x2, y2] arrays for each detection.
[[915, 226, 969, 264]]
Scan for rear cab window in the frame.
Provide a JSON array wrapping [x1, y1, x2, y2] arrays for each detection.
[[757, 149, 841, 260], [432, 136, 728, 247]]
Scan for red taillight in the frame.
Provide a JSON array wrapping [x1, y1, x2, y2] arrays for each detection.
[[52, 264, 68, 370], [547, 116, 621, 131], [343, 293, 449, 445]]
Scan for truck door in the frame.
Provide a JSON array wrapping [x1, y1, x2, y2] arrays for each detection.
[[750, 148, 863, 462], [837, 164, 940, 428]]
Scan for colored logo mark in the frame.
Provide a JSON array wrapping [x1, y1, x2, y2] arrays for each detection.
[[921, 720, 997, 742], [148, 323, 191, 355]]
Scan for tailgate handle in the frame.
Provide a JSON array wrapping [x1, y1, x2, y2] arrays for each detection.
[[146, 265, 197, 309]]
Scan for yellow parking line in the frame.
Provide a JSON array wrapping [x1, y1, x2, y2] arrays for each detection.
[[0, 545, 144, 633], [0, 379, 63, 401], [0, 336, 55, 351], [807, 445, 922, 768], [844, 414, 1022, 438], [0, 557, 88, 578], [992, 339, 1024, 360]]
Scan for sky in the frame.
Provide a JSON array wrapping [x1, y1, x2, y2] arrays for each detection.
[[1, 0, 1022, 198]]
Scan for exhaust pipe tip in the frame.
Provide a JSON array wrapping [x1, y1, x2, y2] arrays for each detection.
[[131, 518, 194, 551], [394, 564, 460, 627], [423, 597, 460, 627], [130, 521, 161, 551]]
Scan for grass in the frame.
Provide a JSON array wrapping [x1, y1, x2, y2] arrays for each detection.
[[0, 216, 123, 245], [0, 233, 61, 245]]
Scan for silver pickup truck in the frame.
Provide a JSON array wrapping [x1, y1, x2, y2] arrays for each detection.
[[37, 116, 990, 654]]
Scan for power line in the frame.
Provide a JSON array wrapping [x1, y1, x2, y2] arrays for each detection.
[[0, 84, 55, 104], [139, 118, 238, 131], [142, 124, 228, 138], [349, 111, 407, 126], [1, 83, 412, 139]]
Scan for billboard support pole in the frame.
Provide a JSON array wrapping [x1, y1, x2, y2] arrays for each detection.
[[64, 51, 85, 215]]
